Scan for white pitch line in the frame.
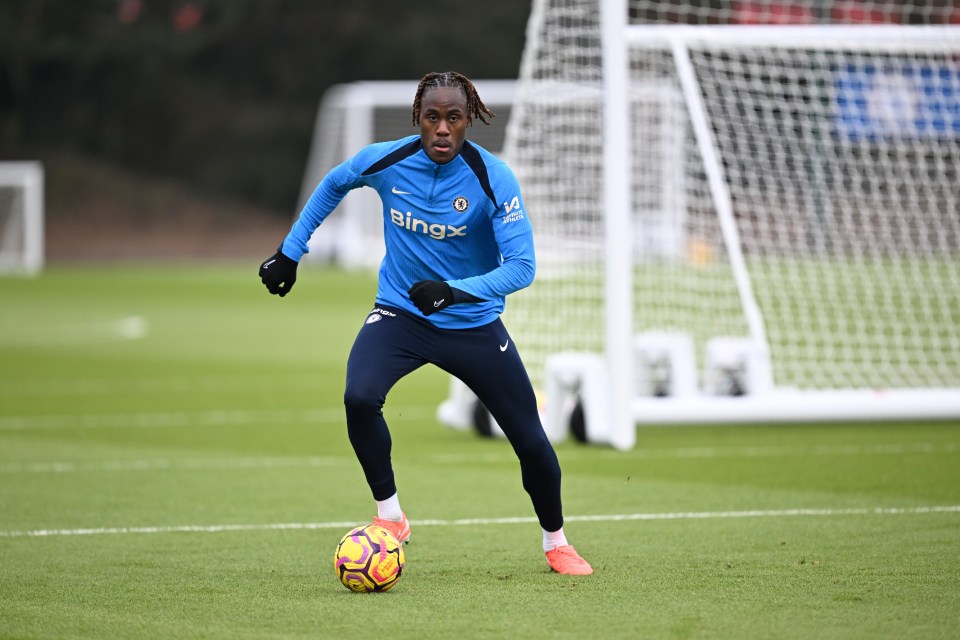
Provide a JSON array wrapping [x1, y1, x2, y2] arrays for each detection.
[[0, 453, 517, 474], [0, 409, 341, 430], [0, 457, 352, 474], [0, 315, 149, 346], [1, 506, 958, 539], [1, 442, 955, 475], [0, 407, 433, 431]]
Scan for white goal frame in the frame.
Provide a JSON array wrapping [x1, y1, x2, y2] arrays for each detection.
[[485, 1, 960, 449], [0, 162, 44, 277], [603, 17, 960, 448]]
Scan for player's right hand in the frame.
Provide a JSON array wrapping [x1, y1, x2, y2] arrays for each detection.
[[408, 280, 454, 316], [259, 250, 298, 297]]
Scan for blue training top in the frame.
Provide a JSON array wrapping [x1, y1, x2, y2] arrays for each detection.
[[282, 135, 535, 329]]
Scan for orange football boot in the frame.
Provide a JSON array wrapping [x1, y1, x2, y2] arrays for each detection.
[[545, 545, 593, 575], [372, 512, 411, 545]]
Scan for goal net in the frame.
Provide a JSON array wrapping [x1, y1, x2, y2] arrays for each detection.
[[0, 162, 44, 276], [485, 0, 960, 447]]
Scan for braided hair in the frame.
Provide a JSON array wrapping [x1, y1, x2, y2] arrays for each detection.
[[411, 71, 496, 126]]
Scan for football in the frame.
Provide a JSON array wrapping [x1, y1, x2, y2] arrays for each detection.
[[333, 524, 405, 592]]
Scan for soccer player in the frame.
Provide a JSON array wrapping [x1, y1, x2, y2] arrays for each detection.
[[259, 71, 592, 576]]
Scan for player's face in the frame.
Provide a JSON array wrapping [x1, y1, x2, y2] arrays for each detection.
[[419, 87, 471, 164]]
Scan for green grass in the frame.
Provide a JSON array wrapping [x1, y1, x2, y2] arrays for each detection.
[[1, 264, 959, 639]]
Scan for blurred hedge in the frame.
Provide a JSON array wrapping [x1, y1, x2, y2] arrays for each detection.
[[0, 0, 529, 212]]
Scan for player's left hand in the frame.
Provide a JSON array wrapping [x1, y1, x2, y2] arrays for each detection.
[[259, 250, 298, 297], [408, 280, 454, 316]]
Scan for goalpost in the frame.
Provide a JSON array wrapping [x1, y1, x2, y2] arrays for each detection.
[[450, 0, 960, 448], [0, 162, 44, 277]]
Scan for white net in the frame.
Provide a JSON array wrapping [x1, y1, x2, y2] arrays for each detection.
[[504, 1, 960, 393]]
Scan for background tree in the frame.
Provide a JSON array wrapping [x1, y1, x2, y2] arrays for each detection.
[[0, 0, 530, 211]]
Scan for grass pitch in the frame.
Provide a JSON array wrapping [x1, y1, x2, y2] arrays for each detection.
[[1, 264, 958, 639]]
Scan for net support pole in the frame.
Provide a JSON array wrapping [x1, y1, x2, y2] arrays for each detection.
[[669, 38, 771, 364], [601, 0, 636, 450]]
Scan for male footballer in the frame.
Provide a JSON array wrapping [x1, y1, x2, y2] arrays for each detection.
[[260, 71, 592, 575]]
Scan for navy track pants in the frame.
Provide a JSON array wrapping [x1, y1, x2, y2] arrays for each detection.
[[343, 305, 563, 532]]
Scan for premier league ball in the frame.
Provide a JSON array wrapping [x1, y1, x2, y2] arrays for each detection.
[[333, 524, 405, 592]]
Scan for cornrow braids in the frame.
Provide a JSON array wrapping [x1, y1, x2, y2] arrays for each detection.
[[412, 71, 496, 126]]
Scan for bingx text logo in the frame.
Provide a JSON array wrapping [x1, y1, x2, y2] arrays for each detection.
[[390, 208, 466, 240]]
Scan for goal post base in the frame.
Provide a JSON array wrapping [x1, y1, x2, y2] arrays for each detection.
[[536, 345, 960, 447], [632, 389, 960, 426], [543, 352, 612, 446], [437, 369, 960, 449]]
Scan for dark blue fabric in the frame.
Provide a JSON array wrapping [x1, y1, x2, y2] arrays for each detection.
[[343, 304, 563, 531]]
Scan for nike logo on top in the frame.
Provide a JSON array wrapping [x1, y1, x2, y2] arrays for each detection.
[[500, 341, 509, 352], [392, 186, 411, 195], [262, 259, 276, 269], [434, 299, 445, 308]]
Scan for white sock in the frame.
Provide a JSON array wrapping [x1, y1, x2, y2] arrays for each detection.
[[376, 493, 403, 522], [543, 527, 568, 552]]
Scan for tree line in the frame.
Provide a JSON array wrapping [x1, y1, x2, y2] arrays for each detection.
[[0, 0, 530, 211]]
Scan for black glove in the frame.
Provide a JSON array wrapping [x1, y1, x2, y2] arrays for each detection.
[[408, 280, 454, 316], [259, 250, 298, 297]]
